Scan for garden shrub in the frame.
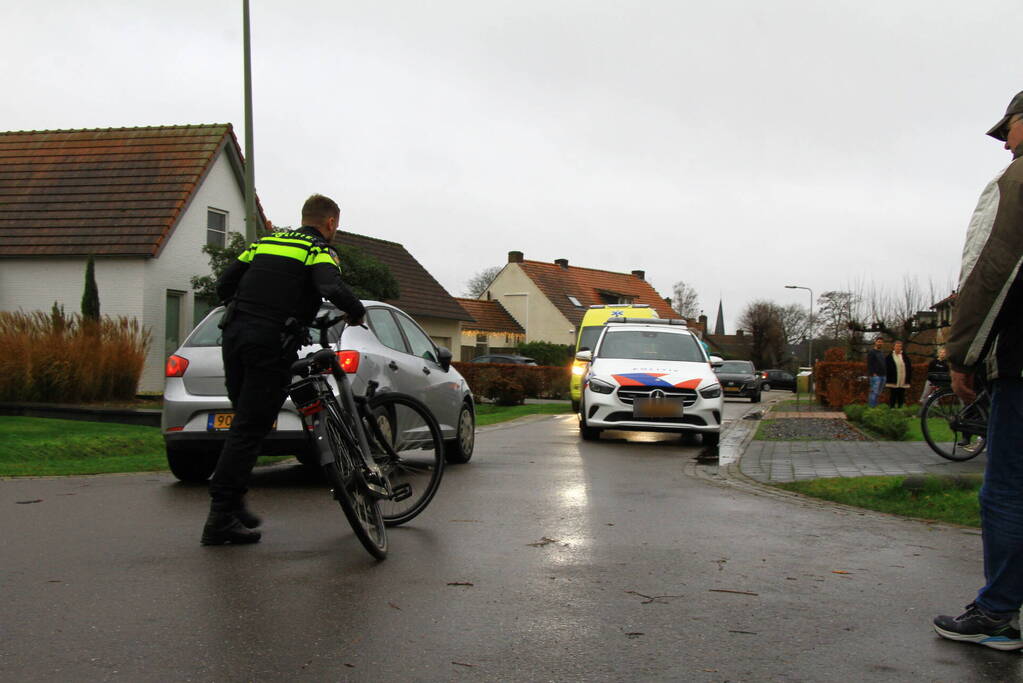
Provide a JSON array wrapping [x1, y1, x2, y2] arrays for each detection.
[[846, 404, 910, 440], [452, 362, 570, 403], [814, 361, 928, 408], [516, 341, 574, 367], [0, 308, 150, 403]]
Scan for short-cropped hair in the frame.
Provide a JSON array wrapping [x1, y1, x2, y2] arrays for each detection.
[[302, 194, 340, 223]]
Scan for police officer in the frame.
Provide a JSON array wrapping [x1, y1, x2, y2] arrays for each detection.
[[202, 194, 366, 546]]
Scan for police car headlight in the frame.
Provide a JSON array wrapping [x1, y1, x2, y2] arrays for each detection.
[[699, 383, 722, 399], [588, 378, 615, 395]]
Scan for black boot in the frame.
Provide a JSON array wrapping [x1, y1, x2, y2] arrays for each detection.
[[201, 511, 262, 546], [232, 504, 262, 529]]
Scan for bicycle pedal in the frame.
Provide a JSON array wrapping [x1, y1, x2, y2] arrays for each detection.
[[390, 483, 413, 502], [364, 481, 389, 498]]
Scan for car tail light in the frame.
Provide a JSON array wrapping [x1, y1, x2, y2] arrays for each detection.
[[336, 350, 360, 374], [165, 355, 189, 377]]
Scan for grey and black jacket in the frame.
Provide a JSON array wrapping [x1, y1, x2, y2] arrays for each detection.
[[946, 155, 1023, 380]]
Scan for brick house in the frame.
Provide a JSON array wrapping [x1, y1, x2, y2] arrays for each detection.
[[481, 251, 678, 346], [0, 124, 267, 392]]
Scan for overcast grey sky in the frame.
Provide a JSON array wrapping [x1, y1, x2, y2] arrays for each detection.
[[3, 1, 1018, 332]]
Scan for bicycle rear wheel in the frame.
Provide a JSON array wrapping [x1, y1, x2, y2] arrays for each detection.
[[363, 392, 445, 527], [920, 389, 985, 461], [318, 405, 388, 559]]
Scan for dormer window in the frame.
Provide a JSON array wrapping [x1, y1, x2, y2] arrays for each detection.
[[567, 295, 583, 307]]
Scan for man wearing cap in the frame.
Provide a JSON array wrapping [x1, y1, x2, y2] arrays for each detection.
[[933, 92, 1023, 651]]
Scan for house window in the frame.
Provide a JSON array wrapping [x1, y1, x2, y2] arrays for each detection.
[[207, 209, 228, 247]]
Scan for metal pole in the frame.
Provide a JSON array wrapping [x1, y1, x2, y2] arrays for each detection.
[[243, 0, 257, 242], [785, 285, 813, 367]]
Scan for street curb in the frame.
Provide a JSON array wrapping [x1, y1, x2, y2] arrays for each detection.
[[0, 402, 161, 427]]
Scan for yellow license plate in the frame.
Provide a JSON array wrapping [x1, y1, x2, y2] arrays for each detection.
[[724, 386, 741, 392], [207, 413, 277, 431]]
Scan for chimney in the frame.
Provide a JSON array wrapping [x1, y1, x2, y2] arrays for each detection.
[[736, 329, 744, 337], [555, 258, 569, 269], [632, 270, 645, 280], [508, 251, 523, 263]]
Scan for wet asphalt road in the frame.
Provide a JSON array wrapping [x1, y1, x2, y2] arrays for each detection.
[[2, 399, 1020, 682]]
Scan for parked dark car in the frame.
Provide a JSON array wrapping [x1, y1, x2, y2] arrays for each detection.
[[470, 354, 537, 365], [760, 369, 797, 392], [713, 360, 761, 402]]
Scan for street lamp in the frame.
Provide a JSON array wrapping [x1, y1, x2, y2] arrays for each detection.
[[785, 285, 813, 369]]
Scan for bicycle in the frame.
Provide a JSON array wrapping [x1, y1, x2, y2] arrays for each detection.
[[919, 372, 989, 462], [287, 313, 445, 559]]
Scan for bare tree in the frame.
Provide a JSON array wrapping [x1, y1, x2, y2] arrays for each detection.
[[671, 281, 701, 318], [737, 300, 786, 368], [816, 290, 860, 341], [463, 266, 502, 298], [778, 302, 809, 345]]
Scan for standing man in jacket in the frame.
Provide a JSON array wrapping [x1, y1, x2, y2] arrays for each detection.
[[866, 337, 886, 407], [933, 92, 1023, 650], [202, 194, 366, 546]]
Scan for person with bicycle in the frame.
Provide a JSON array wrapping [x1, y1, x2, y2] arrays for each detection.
[[201, 194, 366, 546], [933, 91, 1023, 650]]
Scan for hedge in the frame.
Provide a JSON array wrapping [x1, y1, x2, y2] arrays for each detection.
[[814, 361, 928, 408], [452, 362, 570, 406]]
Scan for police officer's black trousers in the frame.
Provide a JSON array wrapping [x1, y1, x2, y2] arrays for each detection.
[[209, 319, 294, 511]]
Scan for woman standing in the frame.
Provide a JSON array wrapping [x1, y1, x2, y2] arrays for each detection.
[[885, 340, 913, 408]]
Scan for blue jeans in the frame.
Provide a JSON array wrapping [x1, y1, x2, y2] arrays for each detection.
[[868, 375, 884, 407], [976, 378, 1023, 615]]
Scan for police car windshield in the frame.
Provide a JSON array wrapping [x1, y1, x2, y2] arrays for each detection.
[[597, 330, 705, 362]]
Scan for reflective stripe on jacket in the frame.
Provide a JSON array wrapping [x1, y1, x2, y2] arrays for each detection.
[[215, 226, 365, 327]]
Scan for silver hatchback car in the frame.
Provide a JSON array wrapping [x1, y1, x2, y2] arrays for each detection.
[[162, 301, 476, 482]]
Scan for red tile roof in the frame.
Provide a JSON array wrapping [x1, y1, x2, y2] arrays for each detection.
[[516, 259, 677, 326], [455, 298, 524, 334], [0, 124, 267, 258], [333, 231, 471, 322]]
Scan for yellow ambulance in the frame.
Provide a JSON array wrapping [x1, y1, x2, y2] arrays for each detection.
[[570, 304, 659, 410]]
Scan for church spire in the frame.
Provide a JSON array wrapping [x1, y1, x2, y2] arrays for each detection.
[[714, 300, 725, 335]]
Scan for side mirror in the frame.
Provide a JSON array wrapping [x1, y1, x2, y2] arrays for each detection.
[[437, 346, 453, 372], [709, 355, 724, 368], [575, 350, 593, 362]]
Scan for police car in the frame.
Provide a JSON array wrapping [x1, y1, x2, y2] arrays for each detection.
[[576, 319, 723, 445]]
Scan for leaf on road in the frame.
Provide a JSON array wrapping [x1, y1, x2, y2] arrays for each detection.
[[528, 536, 558, 547], [832, 570, 851, 575], [447, 581, 474, 587], [452, 661, 475, 668], [16, 499, 43, 504], [626, 590, 683, 604], [709, 589, 759, 596], [388, 602, 402, 610]]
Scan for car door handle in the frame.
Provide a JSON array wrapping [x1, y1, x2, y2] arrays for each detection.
[[422, 366, 431, 375], [388, 361, 398, 371]]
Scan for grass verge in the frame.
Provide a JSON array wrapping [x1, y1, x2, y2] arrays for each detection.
[[775, 475, 981, 527], [475, 402, 573, 426], [0, 416, 285, 477]]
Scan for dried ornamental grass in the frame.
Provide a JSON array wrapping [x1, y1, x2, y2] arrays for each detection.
[[0, 309, 151, 403]]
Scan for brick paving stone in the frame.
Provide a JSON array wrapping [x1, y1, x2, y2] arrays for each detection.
[[740, 440, 987, 483]]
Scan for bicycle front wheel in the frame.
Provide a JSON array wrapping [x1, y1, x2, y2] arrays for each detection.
[[318, 406, 388, 559], [920, 389, 984, 462], [363, 392, 445, 527]]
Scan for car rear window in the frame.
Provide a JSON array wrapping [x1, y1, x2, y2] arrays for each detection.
[[597, 330, 704, 362], [185, 309, 225, 347], [718, 361, 754, 373]]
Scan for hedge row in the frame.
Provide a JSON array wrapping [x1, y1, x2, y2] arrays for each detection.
[[452, 362, 570, 406], [843, 404, 912, 440], [814, 361, 928, 408]]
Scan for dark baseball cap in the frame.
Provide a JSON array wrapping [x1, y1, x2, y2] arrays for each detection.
[[987, 90, 1023, 141]]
